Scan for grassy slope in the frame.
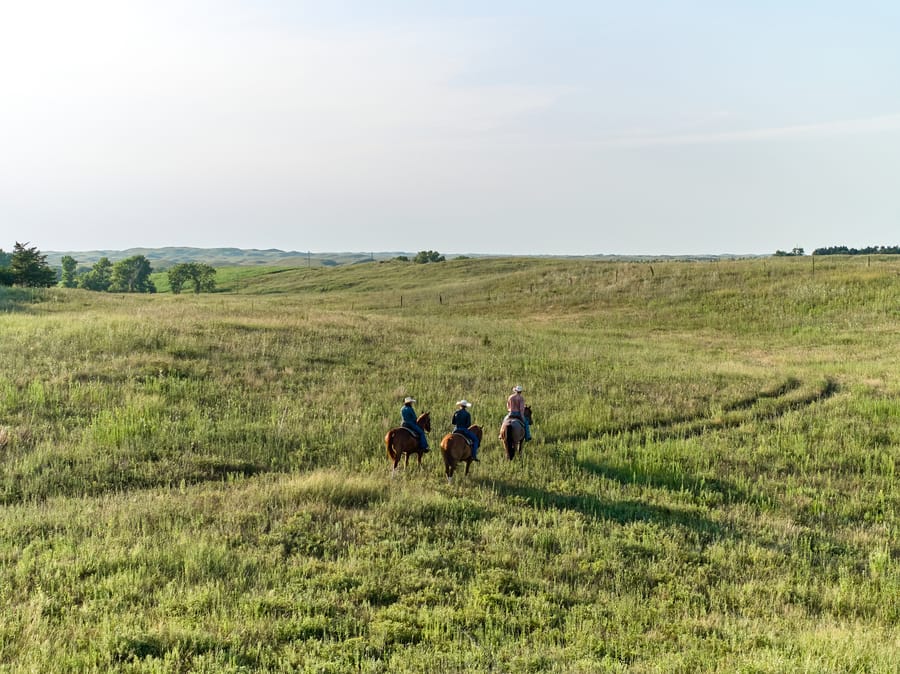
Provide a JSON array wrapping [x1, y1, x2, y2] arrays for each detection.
[[1, 256, 898, 672]]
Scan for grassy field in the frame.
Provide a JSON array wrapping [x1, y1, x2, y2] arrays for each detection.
[[1, 256, 898, 672]]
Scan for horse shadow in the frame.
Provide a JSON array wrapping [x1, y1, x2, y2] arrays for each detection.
[[577, 459, 749, 507], [480, 477, 729, 541]]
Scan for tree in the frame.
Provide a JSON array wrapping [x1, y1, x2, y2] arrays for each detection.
[[79, 257, 113, 291], [167, 262, 216, 294], [413, 250, 445, 264], [0, 249, 11, 286], [110, 255, 155, 293], [10, 242, 57, 287], [59, 255, 79, 288], [774, 248, 805, 257], [167, 264, 188, 294]]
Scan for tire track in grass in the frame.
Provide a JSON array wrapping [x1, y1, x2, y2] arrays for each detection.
[[550, 377, 839, 444]]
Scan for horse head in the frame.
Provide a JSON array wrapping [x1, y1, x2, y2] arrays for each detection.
[[524, 406, 533, 424], [418, 411, 431, 432]]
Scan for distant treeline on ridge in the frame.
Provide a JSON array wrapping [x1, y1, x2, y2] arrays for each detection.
[[812, 245, 900, 256]]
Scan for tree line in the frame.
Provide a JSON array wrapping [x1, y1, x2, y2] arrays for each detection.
[[0, 242, 216, 293], [810, 245, 900, 256], [392, 250, 447, 263]]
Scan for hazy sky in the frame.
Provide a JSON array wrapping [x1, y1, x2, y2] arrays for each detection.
[[2, 1, 899, 255]]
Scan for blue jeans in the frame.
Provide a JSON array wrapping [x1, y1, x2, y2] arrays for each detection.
[[402, 423, 429, 449], [455, 427, 479, 457], [508, 412, 531, 440]]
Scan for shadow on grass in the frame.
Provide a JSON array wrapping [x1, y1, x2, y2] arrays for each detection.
[[0, 286, 48, 312], [0, 453, 267, 506], [482, 478, 727, 540], [577, 458, 749, 505]]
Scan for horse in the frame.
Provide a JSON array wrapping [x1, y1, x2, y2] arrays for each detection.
[[385, 412, 431, 474], [440, 425, 483, 482], [499, 406, 532, 460]]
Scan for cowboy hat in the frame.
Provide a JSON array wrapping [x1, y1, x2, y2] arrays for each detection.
[[403, 396, 416, 404], [512, 385, 523, 392], [456, 399, 471, 407]]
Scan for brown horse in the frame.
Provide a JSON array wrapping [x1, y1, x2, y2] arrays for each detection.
[[440, 425, 483, 482], [499, 406, 532, 460], [385, 412, 431, 474]]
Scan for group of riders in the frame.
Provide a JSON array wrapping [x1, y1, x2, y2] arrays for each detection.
[[400, 385, 532, 460]]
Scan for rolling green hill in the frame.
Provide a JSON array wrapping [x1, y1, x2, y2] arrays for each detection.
[[1, 256, 898, 672], [43, 247, 394, 268], [43, 247, 757, 270]]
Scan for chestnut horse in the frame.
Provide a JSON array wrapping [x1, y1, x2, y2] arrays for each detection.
[[440, 425, 483, 482], [385, 412, 431, 474], [499, 406, 532, 460]]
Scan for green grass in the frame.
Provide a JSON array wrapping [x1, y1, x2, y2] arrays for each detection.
[[1, 256, 898, 672]]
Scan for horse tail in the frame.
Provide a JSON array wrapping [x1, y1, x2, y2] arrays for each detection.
[[385, 430, 397, 461], [439, 434, 455, 478], [503, 422, 519, 460]]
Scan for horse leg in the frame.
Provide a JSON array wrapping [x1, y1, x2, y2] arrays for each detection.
[[464, 459, 472, 476]]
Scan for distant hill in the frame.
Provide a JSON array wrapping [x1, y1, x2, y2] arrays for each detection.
[[43, 247, 404, 268], [44, 247, 759, 269]]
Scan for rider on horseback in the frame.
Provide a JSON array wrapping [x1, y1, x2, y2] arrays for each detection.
[[451, 400, 480, 461], [503, 385, 532, 441], [401, 396, 430, 452]]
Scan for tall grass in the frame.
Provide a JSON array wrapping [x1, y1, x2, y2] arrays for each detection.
[[0, 256, 898, 671]]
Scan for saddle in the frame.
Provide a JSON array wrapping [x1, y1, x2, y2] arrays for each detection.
[[501, 415, 523, 433], [400, 424, 420, 439], [452, 431, 473, 447]]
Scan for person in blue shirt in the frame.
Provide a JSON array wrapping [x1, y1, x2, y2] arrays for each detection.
[[451, 399, 479, 461], [401, 396, 429, 451]]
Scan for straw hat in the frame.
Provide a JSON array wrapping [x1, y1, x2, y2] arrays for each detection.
[[456, 399, 471, 408], [512, 385, 523, 393], [403, 396, 416, 404]]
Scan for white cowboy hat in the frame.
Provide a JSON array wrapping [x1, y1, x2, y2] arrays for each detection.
[[456, 399, 471, 407], [513, 385, 523, 392], [403, 396, 416, 404]]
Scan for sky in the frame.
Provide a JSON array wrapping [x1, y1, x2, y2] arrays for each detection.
[[2, 1, 899, 256]]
